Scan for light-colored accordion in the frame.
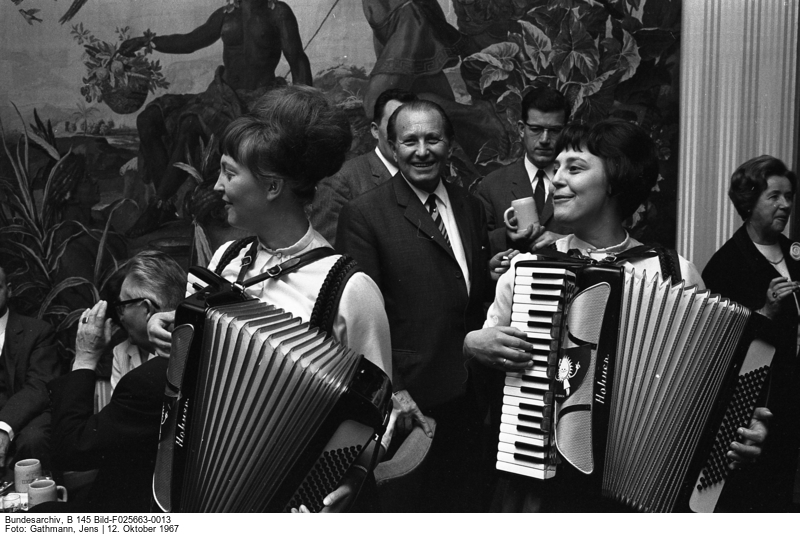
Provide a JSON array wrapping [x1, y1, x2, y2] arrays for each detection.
[[152, 270, 392, 512], [496, 257, 774, 513]]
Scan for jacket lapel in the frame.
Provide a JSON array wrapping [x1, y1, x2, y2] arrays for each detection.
[[369, 150, 393, 187], [510, 159, 534, 201], [393, 173, 455, 258], [447, 181, 474, 268]]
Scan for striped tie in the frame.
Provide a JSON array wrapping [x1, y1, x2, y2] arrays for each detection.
[[426, 194, 450, 247]]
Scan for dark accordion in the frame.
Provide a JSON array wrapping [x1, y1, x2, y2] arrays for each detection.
[[152, 268, 392, 512], [496, 257, 774, 512]]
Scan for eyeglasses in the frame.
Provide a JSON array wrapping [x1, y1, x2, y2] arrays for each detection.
[[523, 123, 564, 138], [115, 297, 157, 317]]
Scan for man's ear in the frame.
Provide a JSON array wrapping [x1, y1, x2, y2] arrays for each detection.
[[370, 122, 380, 141]]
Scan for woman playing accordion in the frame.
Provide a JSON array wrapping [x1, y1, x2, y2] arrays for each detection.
[[148, 86, 392, 512], [465, 119, 771, 512]]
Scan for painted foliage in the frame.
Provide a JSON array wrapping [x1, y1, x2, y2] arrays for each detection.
[[0, 0, 682, 360]]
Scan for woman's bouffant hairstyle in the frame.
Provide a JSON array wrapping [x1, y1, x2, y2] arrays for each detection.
[[728, 155, 796, 220], [555, 118, 659, 221], [220, 85, 353, 204]]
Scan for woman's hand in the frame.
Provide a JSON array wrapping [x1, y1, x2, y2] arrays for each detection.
[[489, 249, 518, 280], [727, 406, 772, 469], [758, 277, 799, 319], [74, 301, 114, 371], [463, 326, 535, 372], [147, 310, 176, 357], [291, 465, 367, 513]]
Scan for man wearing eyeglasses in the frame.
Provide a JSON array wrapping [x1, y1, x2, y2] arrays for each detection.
[[46, 251, 185, 512], [474, 87, 571, 254]]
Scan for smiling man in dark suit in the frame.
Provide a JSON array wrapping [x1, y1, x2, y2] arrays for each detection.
[[336, 100, 493, 511], [474, 86, 571, 254], [0, 262, 59, 469], [309, 88, 417, 246]]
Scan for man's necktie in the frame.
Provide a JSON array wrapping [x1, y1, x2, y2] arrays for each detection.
[[534, 168, 546, 217], [426, 194, 451, 247]]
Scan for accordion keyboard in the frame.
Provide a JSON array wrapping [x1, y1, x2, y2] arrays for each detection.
[[496, 264, 575, 479]]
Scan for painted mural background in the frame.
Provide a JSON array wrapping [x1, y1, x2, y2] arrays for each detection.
[[0, 0, 681, 366]]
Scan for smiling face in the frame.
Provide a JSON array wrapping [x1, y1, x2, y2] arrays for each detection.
[[519, 108, 566, 168], [749, 175, 794, 239], [552, 146, 618, 235], [214, 155, 272, 232], [391, 108, 450, 193]]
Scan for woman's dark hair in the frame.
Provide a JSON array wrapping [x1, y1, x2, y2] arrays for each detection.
[[728, 155, 796, 220], [220, 85, 353, 204], [555, 118, 659, 221]]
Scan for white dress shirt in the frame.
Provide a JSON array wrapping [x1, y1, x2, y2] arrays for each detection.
[[402, 176, 472, 295], [0, 310, 11, 440], [375, 147, 399, 177]]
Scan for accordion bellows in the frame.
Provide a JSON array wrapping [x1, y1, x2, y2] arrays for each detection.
[[154, 284, 392, 513], [497, 259, 774, 513]]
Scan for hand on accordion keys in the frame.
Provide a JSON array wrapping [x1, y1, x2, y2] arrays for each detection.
[[726, 406, 772, 470], [147, 310, 176, 357], [463, 326, 536, 372]]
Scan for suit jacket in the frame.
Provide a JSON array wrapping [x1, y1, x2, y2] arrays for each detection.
[[474, 158, 568, 255], [49, 357, 168, 512], [337, 172, 490, 410], [702, 225, 800, 510], [0, 311, 58, 433], [309, 149, 394, 247]]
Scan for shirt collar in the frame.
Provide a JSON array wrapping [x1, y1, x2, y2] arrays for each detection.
[[401, 174, 449, 208], [258, 223, 317, 257], [375, 147, 399, 176], [567, 231, 640, 257], [524, 154, 554, 181], [0, 309, 8, 335]]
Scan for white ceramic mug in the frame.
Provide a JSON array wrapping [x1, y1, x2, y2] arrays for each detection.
[[503, 197, 539, 230], [14, 458, 42, 493], [27, 479, 68, 508]]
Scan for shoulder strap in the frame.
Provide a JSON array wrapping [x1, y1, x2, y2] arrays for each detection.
[[654, 246, 682, 282], [309, 255, 361, 335], [214, 236, 258, 279]]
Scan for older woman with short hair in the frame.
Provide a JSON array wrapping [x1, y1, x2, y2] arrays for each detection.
[[703, 155, 799, 511]]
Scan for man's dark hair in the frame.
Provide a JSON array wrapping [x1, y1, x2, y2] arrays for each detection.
[[386, 100, 455, 144], [373, 89, 417, 123], [521, 86, 569, 123]]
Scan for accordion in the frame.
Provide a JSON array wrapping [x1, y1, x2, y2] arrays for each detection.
[[152, 267, 392, 512], [496, 257, 774, 513]]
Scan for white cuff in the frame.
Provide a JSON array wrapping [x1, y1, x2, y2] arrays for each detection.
[[0, 421, 14, 442]]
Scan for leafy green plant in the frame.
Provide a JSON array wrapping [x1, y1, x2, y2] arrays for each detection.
[[174, 134, 223, 268], [71, 23, 169, 105], [0, 105, 128, 337], [463, 0, 680, 166]]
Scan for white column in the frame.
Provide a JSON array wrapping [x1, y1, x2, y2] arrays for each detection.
[[678, 0, 798, 271]]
